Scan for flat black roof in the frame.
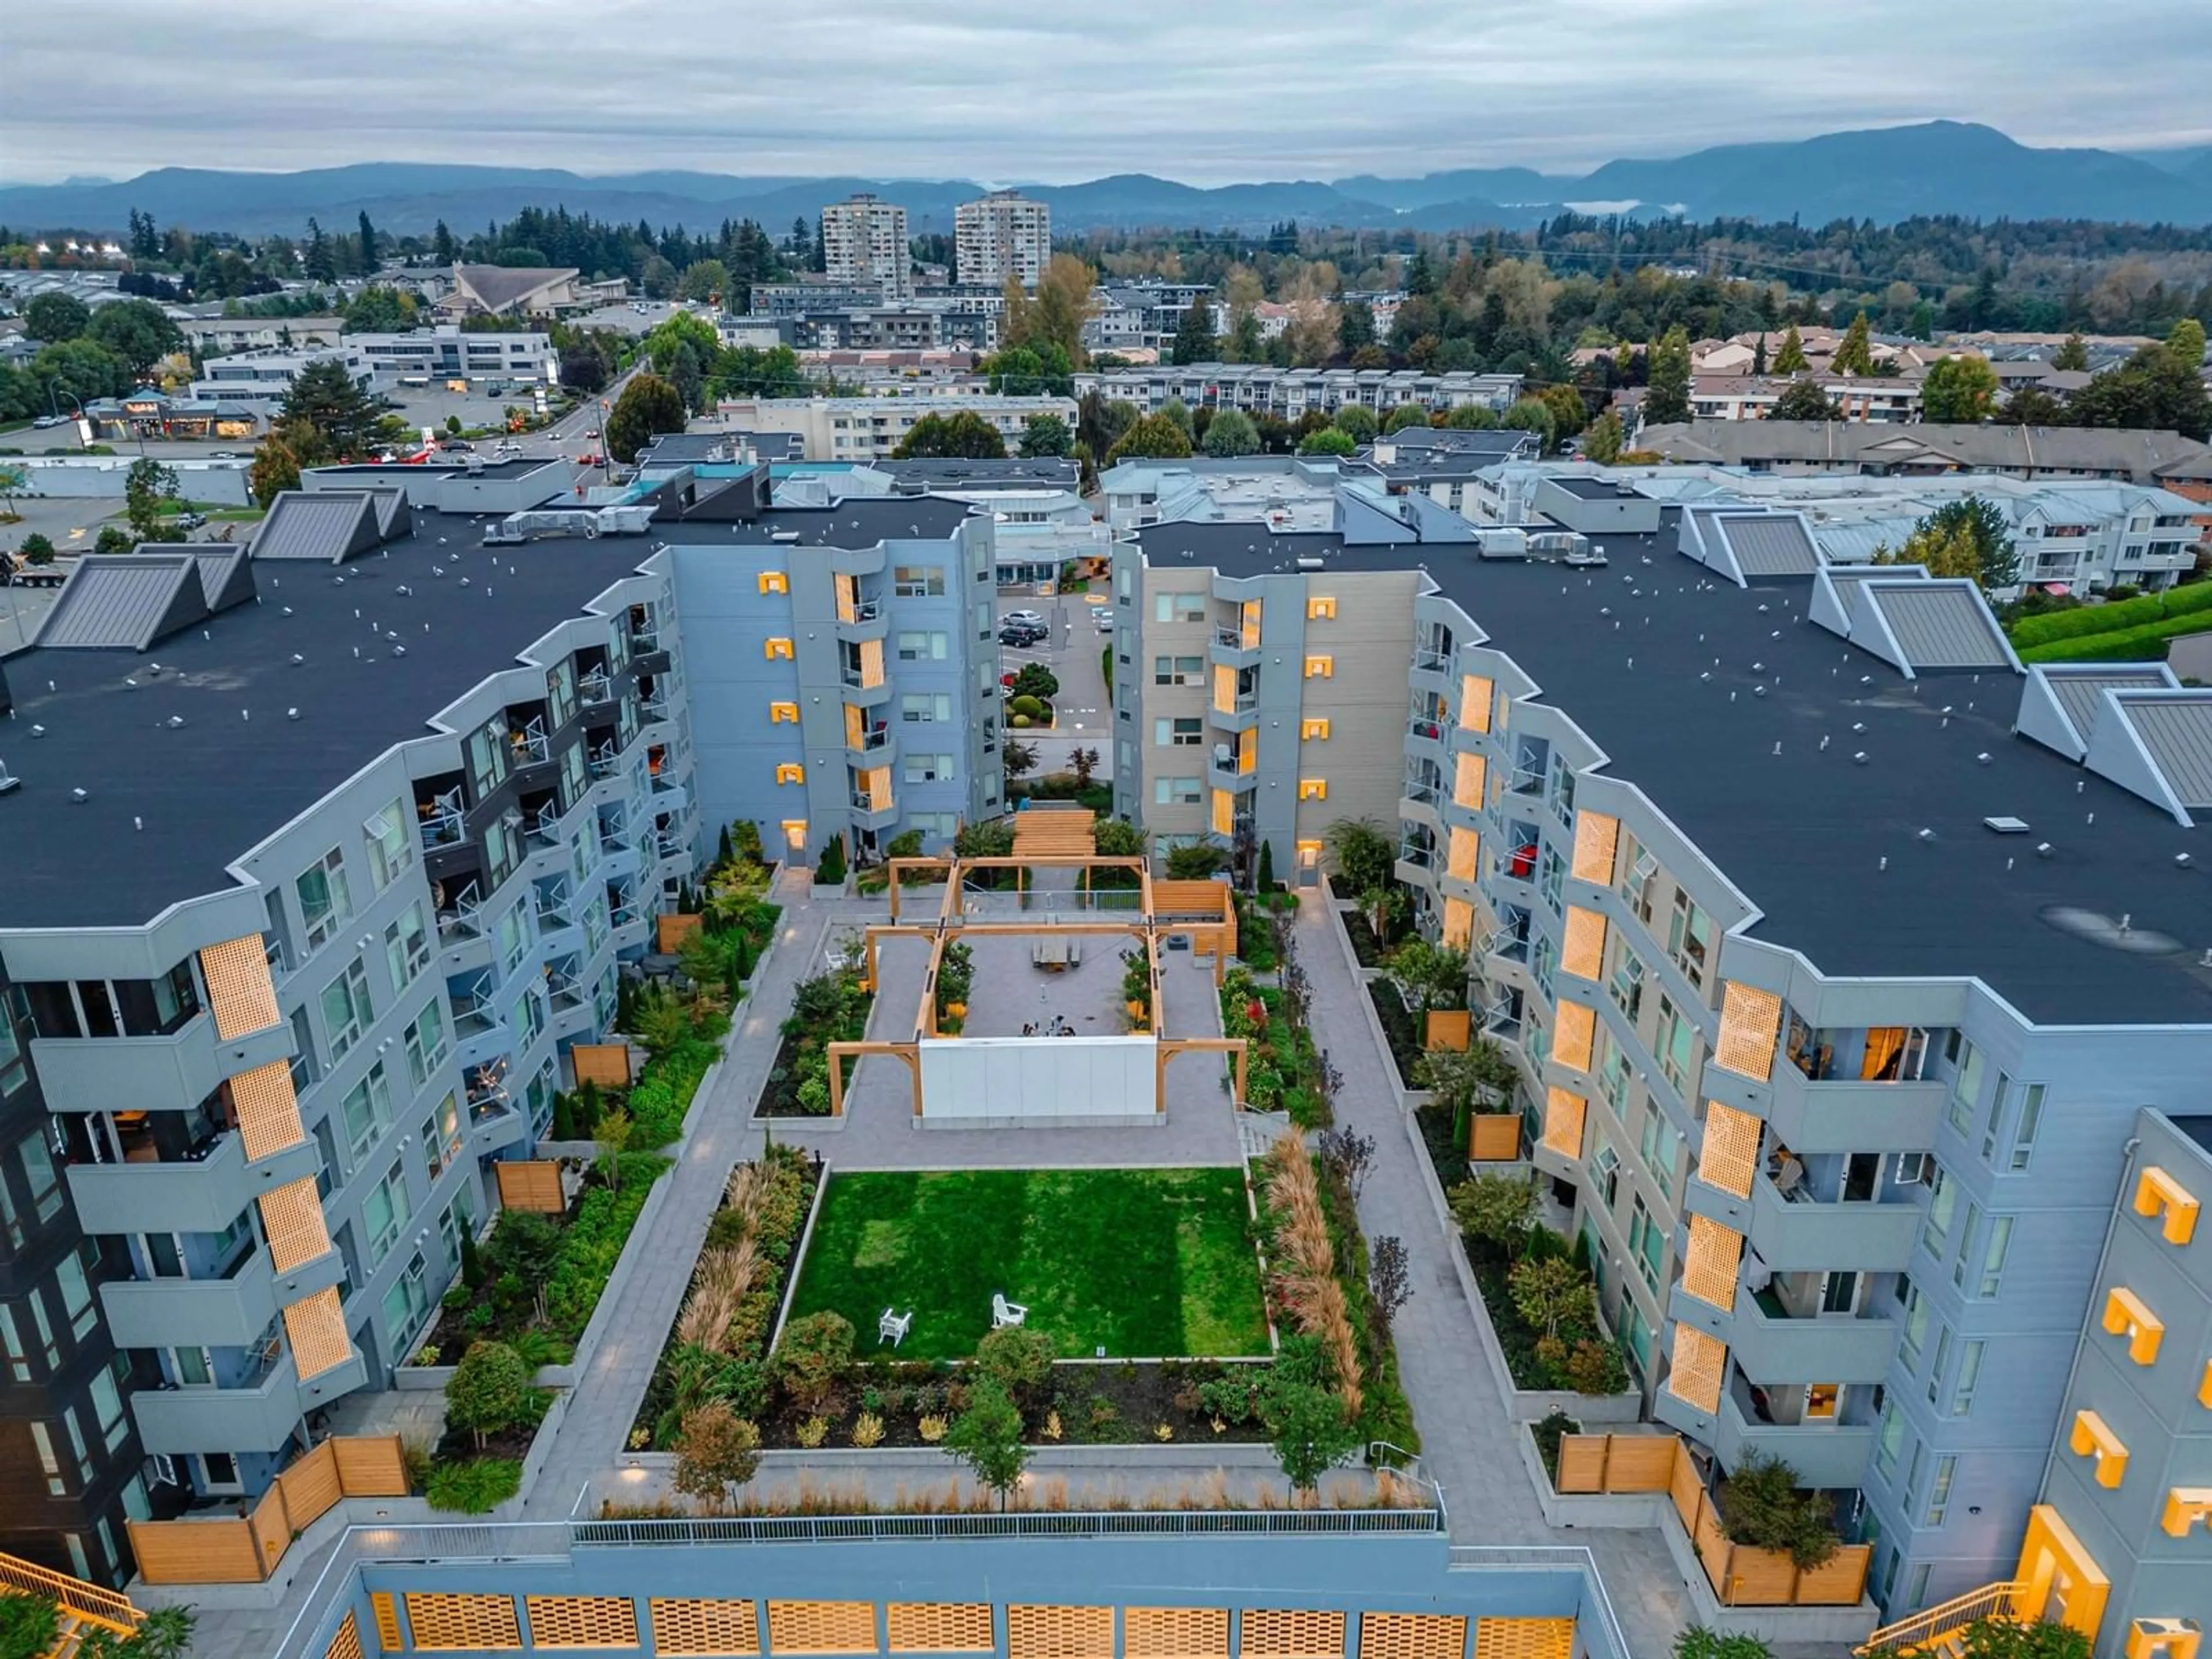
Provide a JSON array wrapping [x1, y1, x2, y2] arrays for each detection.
[[310, 459, 560, 480], [1142, 525, 2212, 1026], [683, 493, 977, 546], [1548, 476, 1639, 500], [0, 520, 657, 930], [2172, 1115, 2212, 1157]]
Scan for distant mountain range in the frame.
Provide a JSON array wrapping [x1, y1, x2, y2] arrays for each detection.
[[3, 122, 2209, 240]]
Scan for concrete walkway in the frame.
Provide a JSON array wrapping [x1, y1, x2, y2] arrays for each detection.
[[1291, 895, 1696, 1658]]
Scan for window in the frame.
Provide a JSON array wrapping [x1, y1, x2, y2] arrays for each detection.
[[1640, 1102, 1681, 1200], [30, 1422, 64, 1497], [1304, 655, 1334, 679], [382, 1253, 431, 1348], [497, 904, 529, 976], [896, 631, 948, 660], [1548, 752, 1577, 821], [1873, 1395, 1906, 1481], [1666, 891, 1711, 990], [757, 570, 789, 594], [1595, 1028, 1630, 1116], [769, 701, 799, 724], [296, 847, 353, 956], [167, 1346, 213, 1387], [1945, 1037, 1986, 1135], [1153, 593, 1206, 623], [0, 1305, 30, 1382], [0, 988, 26, 1097], [1619, 1301, 1653, 1379], [1301, 717, 1331, 740], [421, 1094, 460, 1182], [320, 960, 373, 1062], [1628, 1195, 1664, 1292], [775, 763, 805, 785], [1926, 1322, 1952, 1400], [1609, 945, 1646, 1024], [384, 903, 430, 996], [363, 1162, 411, 1270], [20, 1131, 63, 1225], [513, 987, 544, 1048], [763, 637, 794, 660], [403, 1001, 447, 1092], [900, 694, 953, 724], [365, 800, 412, 893], [1654, 995, 1695, 1097], [1154, 778, 1203, 806], [1154, 655, 1205, 685], [55, 1250, 96, 1340], [1974, 1215, 2013, 1298], [1156, 717, 1203, 747], [1297, 778, 1327, 800], [902, 755, 956, 783], [892, 565, 944, 597], [340, 1065, 392, 1165], [1919, 1164, 1959, 1262], [1899, 1280, 1929, 1369], [1540, 845, 1566, 912], [289, 1005, 318, 1093], [89, 1369, 127, 1453], [1919, 1453, 1956, 1527], [2007, 1085, 2046, 1172], [1948, 1340, 1984, 1416]]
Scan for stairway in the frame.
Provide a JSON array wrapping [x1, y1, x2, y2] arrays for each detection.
[[1854, 1581, 2026, 1656]]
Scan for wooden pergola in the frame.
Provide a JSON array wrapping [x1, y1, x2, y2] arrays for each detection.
[[821, 852, 1244, 1120]]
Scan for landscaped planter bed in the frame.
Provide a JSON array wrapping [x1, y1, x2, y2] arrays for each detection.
[[753, 965, 873, 1116], [1366, 979, 1422, 1089]]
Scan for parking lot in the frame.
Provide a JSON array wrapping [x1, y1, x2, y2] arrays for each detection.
[[997, 589, 1113, 772]]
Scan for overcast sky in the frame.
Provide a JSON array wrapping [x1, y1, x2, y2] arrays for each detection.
[[6, 0, 2209, 185]]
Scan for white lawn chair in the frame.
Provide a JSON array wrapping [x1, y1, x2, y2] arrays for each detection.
[[991, 1293, 1028, 1330], [878, 1307, 913, 1348]]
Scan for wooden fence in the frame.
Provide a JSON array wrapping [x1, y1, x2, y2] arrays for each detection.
[[656, 913, 703, 953], [128, 1435, 410, 1585], [570, 1042, 634, 1089], [1425, 1010, 1472, 1051], [1551, 1435, 1872, 1608], [495, 1159, 568, 1213], [1468, 1114, 1521, 1161]]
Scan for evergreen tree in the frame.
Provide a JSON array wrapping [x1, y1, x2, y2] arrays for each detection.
[[304, 217, 335, 283], [433, 219, 456, 266], [1169, 298, 1217, 366], [1752, 334, 1767, 376], [1832, 310, 1876, 376], [1582, 408, 1624, 464], [357, 210, 380, 272], [1770, 324, 1809, 375], [1644, 326, 1693, 426], [2052, 333, 2089, 372]]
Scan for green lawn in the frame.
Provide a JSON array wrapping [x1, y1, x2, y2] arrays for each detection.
[[785, 1168, 1269, 1361]]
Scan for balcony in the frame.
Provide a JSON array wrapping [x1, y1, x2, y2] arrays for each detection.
[[1208, 627, 1261, 671], [1722, 1280, 1898, 1385], [1763, 1069, 1945, 1157], [1396, 842, 1437, 889], [1410, 647, 1453, 695], [67, 1130, 318, 1238], [846, 721, 895, 761], [1747, 1168, 1922, 1274], [577, 666, 615, 706], [31, 1012, 293, 1117], [835, 597, 888, 643], [435, 877, 486, 944], [1714, 1372, 1874, 1489], [1210, 692, 1260, 733], [506, 711, 552, 772], [102, 1247, 277, 1351], [134, 1346, 367, 1457], [848, 791, 899, 833]]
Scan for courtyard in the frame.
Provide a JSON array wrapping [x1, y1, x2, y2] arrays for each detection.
[[783, 1166, 1271, 1361]]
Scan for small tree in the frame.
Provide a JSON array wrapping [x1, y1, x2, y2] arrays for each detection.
[[1255, 838, 1275, 892], [1582, 408, 1624, 464], [972, 1326, 1058, 1407], [445, 1340, 535, 1451], [1368, 1236, 1412, 1336], [1317, 1126, 1376, 1200], [944, 1378, 1030, 1510], [1715, 1452, 1840, 1569], [1771, 379, 1840, 422], [1448, 1174, 1537, 1257], [1260, 1368, 1360, 1498], [1002, 737, 1039, 781], [1010, 661, 1059, 702], [594, 1103, 634, 1192], [672, 1400, 762, 1514], [1385, 937, 1470, 1014], [772, 1310, 855, 1409], [1957, 1620, 2092, 1659], [1165, 841, 1230, 880], [1508, 1256, 1596, 1343], [123, 456, 181, 542], [74, 1608, 195, 1659], [0, 1592, 62, 1659], [16, 532, 56, 566], [1070, 746, 1100, 788]]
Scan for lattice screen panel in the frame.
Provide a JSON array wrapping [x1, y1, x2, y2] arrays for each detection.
[[323, 1609, 363, 1659], [1560, 907, 1606, 980], [230, 1060, 306, 1161], [524, 1595, 638, 1649], [1453, 752, 1486, 809], [1240, 1610, 1347, 1659], [1697, 1102, 1762, 1198], [1005, 1604, 1113, 1659], [887, 1603, 994, 1653], [766, 1600, 878, 1654], [1123, 1607, 1230, 1659], [370, 1593, 401, 1652], [1713, 982, 1782, 1081], [1681, 1216, 1744, 1310], [1552, 1001, 1595, 1072], [1358, 1612, 1466, 1659], [260, 1177, 332, 1272], [1470, 1619, 1574, 1659], [650, 1599, 760, 1656], [1460, 675, 1493, 733], [1666, 1324, 1726, 1415], [1570, 812, 1619, 884], [282, 1287, 353, 1382], [1441, 898, 1474, 950], [1541, 1089, 1587, 1159], [1446, 827, 1480, 884], [402, 1592, 521, 1650], [199, 934, 282, 1039]]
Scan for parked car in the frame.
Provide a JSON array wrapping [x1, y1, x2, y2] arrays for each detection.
[[209, 450, 240, 459], [31, 415, 62, 429], [1094, 609, 1114, 632], [1002, 608, 1046, 627], [998, 624, 1046, 647], [174, 511, 207, 531]]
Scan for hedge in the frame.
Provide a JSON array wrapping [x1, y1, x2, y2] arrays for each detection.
[[2009, 579, 2212, 649], [2018, 612, 2212, 664]]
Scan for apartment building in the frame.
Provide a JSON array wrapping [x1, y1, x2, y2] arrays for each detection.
[[1076, 365, 1522, 423], [821, 194, 913, 301], [2029, 1108, 2211, 1654], [639, 474, 1003, 855], [1112, 468, 2212, 1640], [1635, 419, 2211, 486], [955, 190, 1051, 288], [707, 394, 1077, 462], [1687, 373, 1923, 423], [0, 492, 700, 1577]]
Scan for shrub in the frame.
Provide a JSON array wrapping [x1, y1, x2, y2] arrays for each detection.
[[425, 1457, 522, 1514], [794, 1415, 830, 1449], [1530, 1408, 1581, 1480], [2009, 591, 2165, 646], [815, 835, 847, 885], [445, 1341, 537, 1450], [851, 1411, 885, 1448], [672, 1401, 761, 1512], [774, 1310, 856, 1408], [1448, 1173, 1536, 1256], [1957, 1620, 2093, 1659], [1716, 1452, 1840, 1569], [972, 1326, 1057, 1404], [1564, 1339, 1630, 1395], [0, 1591, 62, 1659], [1673, 1630, 1775, 1659], [1009, 694, 1047, 720], [2018, 609, 2212, 663]]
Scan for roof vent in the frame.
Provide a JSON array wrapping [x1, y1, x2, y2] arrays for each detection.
[[1983, 816, 2031, 834]]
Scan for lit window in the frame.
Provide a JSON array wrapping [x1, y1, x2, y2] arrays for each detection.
[[764, 637, 794, 660], [769, 702, 800, 724], [775, 763, 805, 785], [1301, 717, 1331, 740], [1307, 597, 1337, 619], [757, 571, 789, 594], [1304, 654, 1334, 678], [1297, 778, 1327, 800]]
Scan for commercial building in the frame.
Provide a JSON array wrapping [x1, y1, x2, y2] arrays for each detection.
[[192, 343, 373, 406], [344, 326, 555, 388], [1076, 365, 1523, 423], [821, 195, 913, 301], [439, 266, 607, 321], [955, 190, 1051, 288], [0, 492, 698, 1581], [1107, 465, 2212, 1645], [706, 394, 1077, 462]]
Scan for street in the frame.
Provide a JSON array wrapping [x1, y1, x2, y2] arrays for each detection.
[[997, 588, 1113, 775]]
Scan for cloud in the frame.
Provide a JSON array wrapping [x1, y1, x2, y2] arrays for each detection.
[[3, 0, 2208, 183]]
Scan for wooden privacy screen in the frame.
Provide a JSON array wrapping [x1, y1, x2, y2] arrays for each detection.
[[371, 1593, 402, 1651], [651, 1599, 762, 1656], [230, 1060, 307, 1161], [1667, 1324, 1726, 1415], [323, 1609, 363, 1659], [1553, 1433, 1683, 1494], [495, 1160, 566, 1213], [259, 1177, 332, 1273], [1681, 1217, 1745, 1310], [403, 1592, 522, 1650], [1123, 1608, 1230, 1659], [1713, 982, 1782, 1081], [1006, 1605, 1113, 1659], [887, 1603, 995, 1653], [571, 1043, 632, 1088], [1472, 1619, 1574, 1659], [767, 1600, 878, 1654], [1541, 1089, 1586, 1158], [1358, 1612, 1467, 1659], [524, 1595, 639, 1650], [199, 934, 282, 1039], [1424, 1010, 1471, 1051], [282, 1287, 352, 1382], [1240, 1610, 1347, 1659], [1696, 1102, 1762, 1199], [1570, 812, 1618, 885], [124, 1516, 263, 1586], [658, 913, 703, 952], [331, 1434, 408, 1495]]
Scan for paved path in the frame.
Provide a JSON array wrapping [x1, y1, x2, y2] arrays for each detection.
[[1292, 895, 1695, 1658]]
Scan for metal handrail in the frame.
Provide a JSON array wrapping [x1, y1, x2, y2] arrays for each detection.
[[0, 1550, 143, 1634], [1854, 1581, 2025, 1656]]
